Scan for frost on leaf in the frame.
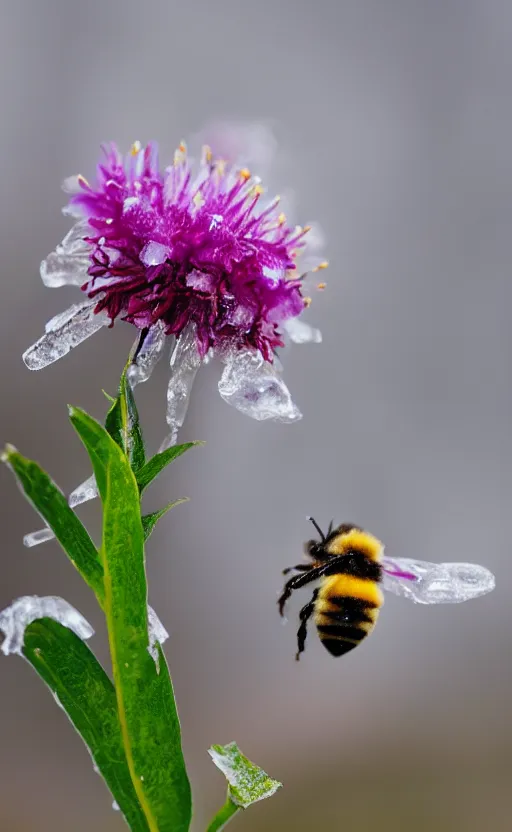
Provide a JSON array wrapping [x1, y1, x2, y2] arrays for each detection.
[[147, 605, 169, 670], [0, 596, 94, 656], [208, 741, 282, 809], [382, 558, 496, 604]]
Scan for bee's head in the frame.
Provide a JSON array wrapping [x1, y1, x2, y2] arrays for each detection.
[[304, 538, 324, 560]]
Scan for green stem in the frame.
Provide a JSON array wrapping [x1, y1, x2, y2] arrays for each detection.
[[206, 796, 240, 832]]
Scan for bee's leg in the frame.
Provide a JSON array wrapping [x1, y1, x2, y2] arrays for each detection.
[[282, 563, 313, 576], [278, 565, 325, 616], [295, 589, 319, 661]]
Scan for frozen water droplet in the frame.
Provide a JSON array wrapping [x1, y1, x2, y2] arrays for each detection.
[[218, 350, 302, 423], [140, 241, 170, 267], [382, 557, 496, 604], [23, 300, 109, 370], [147, 605, 169, 670], [23, 527, 55, 548], [0, 596, 94, 656], [283, 317, 322, 344], [40, 222, 92, 287], [68, 474, 98, 508], [161, 324, 202, 448], [128, 321, 168, 387]]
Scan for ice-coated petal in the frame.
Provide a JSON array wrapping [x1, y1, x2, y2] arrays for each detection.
[[40, 221, 92, 287], [127, 321, 168, 387], [283, 317, 322, 344], [382, 557, 496, 604], [23, 300, 109, 370], [161, 324, 202, 448], [218, 349, 302, 423], [147, 605, 169, 669], [0, 595, 94, 656], [41, 251, 91, 288]]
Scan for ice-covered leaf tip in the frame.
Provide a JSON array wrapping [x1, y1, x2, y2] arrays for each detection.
[[23, 127, 327, 442], [209, 742, 281, 809]]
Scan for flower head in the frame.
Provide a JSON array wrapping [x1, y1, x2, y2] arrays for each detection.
[[23, 133, 326, 438]]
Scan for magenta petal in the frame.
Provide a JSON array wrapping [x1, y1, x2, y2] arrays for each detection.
[[62, 139, 324, 360]]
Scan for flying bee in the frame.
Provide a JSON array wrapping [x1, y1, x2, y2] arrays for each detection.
[[278, 518, 496, 661]]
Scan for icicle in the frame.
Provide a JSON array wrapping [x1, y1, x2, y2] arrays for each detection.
[[24, 474, 99, 548], [0, 596, 94, 656], [68, 474, 98, 508], [23, 527, 56, 548], [23, 300, 109, 371], [218, 349, 302, 423], [127, 321, 168, 387], [160, 324, 202, 449]]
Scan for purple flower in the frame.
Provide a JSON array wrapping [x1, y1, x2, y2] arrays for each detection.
[[23, 135, 327, 437]]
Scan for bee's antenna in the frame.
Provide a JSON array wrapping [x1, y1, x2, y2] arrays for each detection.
[[327, 520, 333, 536], [307, 516, 325, 541]]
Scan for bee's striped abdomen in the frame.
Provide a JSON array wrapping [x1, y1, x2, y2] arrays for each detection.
[[315, 570, 383, 657]]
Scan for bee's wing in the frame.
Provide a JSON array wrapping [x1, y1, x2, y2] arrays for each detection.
[[381, 556, 495, 604]]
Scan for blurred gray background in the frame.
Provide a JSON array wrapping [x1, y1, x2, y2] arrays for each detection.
[[0, 0, 511, 829]]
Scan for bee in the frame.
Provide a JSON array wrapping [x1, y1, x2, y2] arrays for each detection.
[[278, 517, 496, 660]]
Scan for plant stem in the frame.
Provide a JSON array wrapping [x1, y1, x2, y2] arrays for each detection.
[[206, 796, 240, 832]]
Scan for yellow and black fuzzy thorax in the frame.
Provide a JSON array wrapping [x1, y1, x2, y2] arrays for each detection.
[[314, 525, 384, 657]]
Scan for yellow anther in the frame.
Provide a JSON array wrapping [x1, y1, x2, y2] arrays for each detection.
[[317, 282, 327, 290], [313, 260, 329, 271], [193, 191, 204, 208], [216, 159, 226, 175], [252, 184, 264, 196], [240, 167, 251, 181], [303, 296, 312, 308], [204, 145, 213, 163], [130, 141, 141, 156], [278, 212, 286, 225], [179, 141, 186, 153], [303, 225, 312, 233]]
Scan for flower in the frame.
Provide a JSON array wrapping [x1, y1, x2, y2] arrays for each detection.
[[23, 135, 327, 438]]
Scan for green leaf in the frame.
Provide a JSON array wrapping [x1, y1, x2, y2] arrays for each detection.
[[142, 498, 189, 542], [209, 742, 281, 809], [206, 796, 239, 832], [136, 442, 203, 493], [1, 446, 104, 604], [22, 618, 149, 831], [69, 407, 192, 832], [105, 367, 145, 472]]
